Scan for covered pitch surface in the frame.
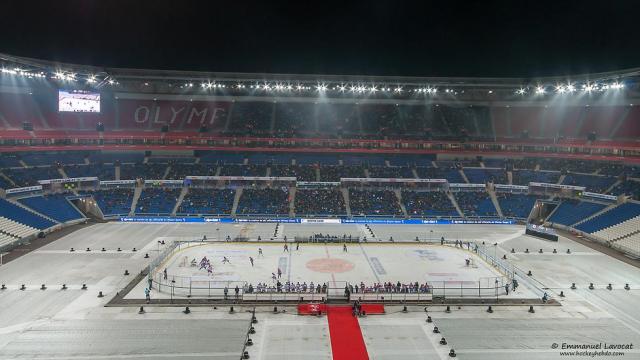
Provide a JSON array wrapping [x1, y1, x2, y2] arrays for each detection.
[[1, 222, 640, 359]]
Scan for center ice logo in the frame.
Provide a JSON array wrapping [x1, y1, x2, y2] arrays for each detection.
[[306, 258, 354, 273], [410, 250, 442, 261]]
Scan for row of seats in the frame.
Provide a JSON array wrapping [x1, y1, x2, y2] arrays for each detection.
[[177, 188, 235, 215], [454, 191, 497, 217], [591, 215, 640, 242], [547, 200, 607, 227], [0, 198, 56, 230], [497, 193, 541, 219], [575, 202, 640, 234], [0, 216, 38, 238], [18, 194, 84, 223]]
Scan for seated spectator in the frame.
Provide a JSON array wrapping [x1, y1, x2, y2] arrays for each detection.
[[349, 189, 403, 216], [295, 189, 346, 215]]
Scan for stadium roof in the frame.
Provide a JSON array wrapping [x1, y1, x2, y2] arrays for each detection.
[[2, 52, 640, 102]]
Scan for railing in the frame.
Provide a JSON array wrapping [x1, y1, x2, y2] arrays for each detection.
[[149, 239, 519, 301]]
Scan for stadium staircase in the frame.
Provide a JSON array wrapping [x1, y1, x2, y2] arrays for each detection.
[[265, 167, 271, 177], [161, 165, 170, 180], [605, 180, 622, 195], [556, 174, 566, 185], [363, 168, 370, 178], [57, 167, 69, 179], [171, 187, 189, 216], [411, 168, 419, 179], [507, 171, 513, 185], [459, 169, 470, 183], [0, 172, 16, 188], [315, 167, 321, 181], [231, 188, 243, 216], [128, 187, 143, 216], [393, 189, 409, 218], [288, 186, 296, 217], [18, 160, 28, 168], [488, 188, 504, 217], [341, 188, 352, 217], [446, 192, 464, 218], [115, 165, 121, 180]]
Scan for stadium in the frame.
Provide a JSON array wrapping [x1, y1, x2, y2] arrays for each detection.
[[1, 5, 640, 356]]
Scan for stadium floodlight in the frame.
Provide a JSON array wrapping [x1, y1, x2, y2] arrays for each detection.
[[583, 84, 595, 93], [338, 84, 347, 92], [315, 83, 328, 92], [369, 86, 378, 93], [108, 79, 115, 85], [286, 84, 293, 90], [566, 84, 576, 93], [296, 84, 304, 91], [555, 85, 566, 94], [427, 87, 437, 94], [86, 75, 96, 84], [535, 86, 545, 95], [516, 88, 526, 95], [610, 82, 624, 89], [394, 87, 403, 93]]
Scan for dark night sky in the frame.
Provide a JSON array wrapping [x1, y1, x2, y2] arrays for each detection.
[[1, 0, 639, 78]]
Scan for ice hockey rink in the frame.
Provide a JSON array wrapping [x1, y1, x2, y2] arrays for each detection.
[[0, 221, 639, 359]]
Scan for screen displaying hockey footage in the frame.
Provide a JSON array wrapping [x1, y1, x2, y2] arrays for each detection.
[[58, 90, 101, 112]]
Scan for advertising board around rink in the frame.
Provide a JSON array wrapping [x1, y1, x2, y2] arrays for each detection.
[[119, 216, 516, 225]]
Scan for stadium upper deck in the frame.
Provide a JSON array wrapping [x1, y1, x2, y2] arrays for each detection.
[[1, 53, 640, 159]]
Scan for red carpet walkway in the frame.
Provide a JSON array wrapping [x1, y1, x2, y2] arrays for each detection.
[[327, 306, 369, 360]]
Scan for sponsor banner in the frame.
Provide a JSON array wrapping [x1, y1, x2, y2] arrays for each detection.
[[185, 176, 296, 181], [495, 184, 529, 191], [100, 180, 136, 185], [4, 185, 43, 194], [38, 177, 98, 185], [340, 178, 447, 184], [296, 181, 340, 186], [119, 217, 205, 223], [450, 183, 486, 188], [582, 191, 617, 201], [529, 182, 586, 191], [144, 179, 184, 185], [118, 217, 516, 225], [343, 218, 516, 225], [236, 218, 301, 223], [300, 218, 342, 224]]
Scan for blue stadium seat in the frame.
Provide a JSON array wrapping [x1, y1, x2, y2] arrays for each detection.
[[0, 198, 57, 229]]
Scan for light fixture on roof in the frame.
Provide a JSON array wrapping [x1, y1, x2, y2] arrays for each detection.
[[555, 85, 566, 94], [516, 88, 526, 95], [394, 87, 403, 93], [315, 83, 328, 92], [535, 86, 545, 95], [338, 84, 347, 92]]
